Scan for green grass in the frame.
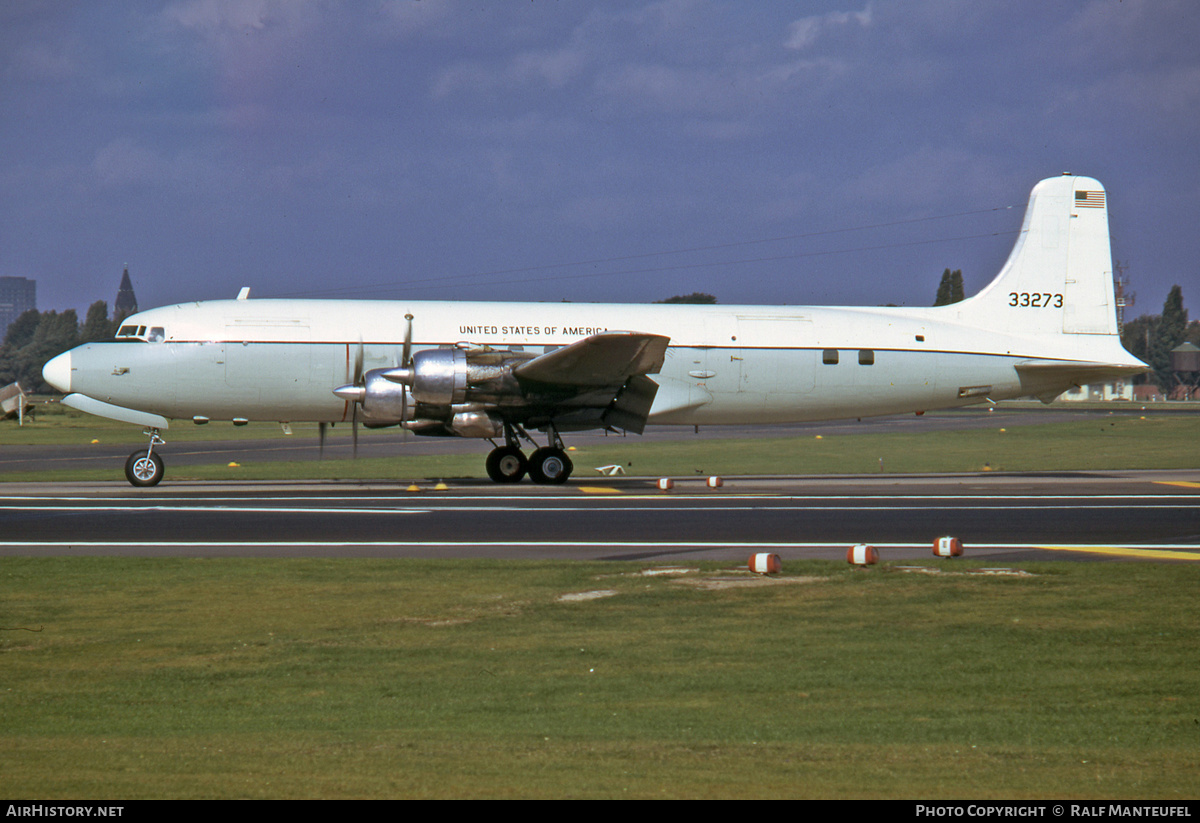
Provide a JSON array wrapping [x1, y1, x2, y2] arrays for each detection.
[[5, 415, 1197, 483], [569, 414, 1198, 476], [1, 558, 1197, 798], [3, 401, 1198, 482]]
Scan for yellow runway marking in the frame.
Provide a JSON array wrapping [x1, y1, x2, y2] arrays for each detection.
[[1155, 481, 1200, 489], [577, 486, 623, 494], [1037, 545, 1200, 561]]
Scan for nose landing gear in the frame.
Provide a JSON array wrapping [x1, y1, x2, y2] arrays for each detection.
[[125, 429, 166, 487]]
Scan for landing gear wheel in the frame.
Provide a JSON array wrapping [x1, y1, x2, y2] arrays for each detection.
[[527, 447, 572, 485], [486, 446, 527, 483], [125, 450, 165, 487]]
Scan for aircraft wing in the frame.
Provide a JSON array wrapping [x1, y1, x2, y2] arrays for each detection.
[[514, 331, 669, 386], [509, 332, 669, 434]]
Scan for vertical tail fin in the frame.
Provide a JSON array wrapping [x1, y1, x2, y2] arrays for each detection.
[[951, 174, 1118, 337]]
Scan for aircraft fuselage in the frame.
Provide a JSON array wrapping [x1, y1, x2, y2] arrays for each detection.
[[51, 298, 1075, 428]]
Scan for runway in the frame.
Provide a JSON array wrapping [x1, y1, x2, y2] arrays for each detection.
[[3, 470, 1199, 562]]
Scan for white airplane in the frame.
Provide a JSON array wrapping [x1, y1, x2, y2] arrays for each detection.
[[43, 174, 1146, 487]]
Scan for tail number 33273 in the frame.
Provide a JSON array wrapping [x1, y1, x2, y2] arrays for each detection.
[[1009, 292, 1063, 308]]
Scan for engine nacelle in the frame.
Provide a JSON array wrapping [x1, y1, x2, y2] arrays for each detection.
[[407, 348, 468, 406], [387, 346, 537, 406], [357, 368, 414, 426], [336, 346, 539, 430]]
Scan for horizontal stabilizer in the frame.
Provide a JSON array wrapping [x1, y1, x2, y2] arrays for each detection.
[[1014, 360, 1147, 401], [1014, 361, 1147, 382], [515, 331, 669, 387]]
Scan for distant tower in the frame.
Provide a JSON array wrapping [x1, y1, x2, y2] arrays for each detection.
[[0, 276, 37, 340], [1169, 342, 1200, 400], [1113, 261, 1134, 332], [114, 266, 138, 321]]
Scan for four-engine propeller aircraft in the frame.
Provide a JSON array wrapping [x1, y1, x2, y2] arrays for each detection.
[[43, 174, 1147, 486]]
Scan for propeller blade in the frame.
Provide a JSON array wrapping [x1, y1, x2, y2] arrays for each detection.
[[400, 314, 414, 445], [318, 421, 326, 459], [402, 313, 414, 368], [348, 338, 365, 459], [400, 386, 408, 444]]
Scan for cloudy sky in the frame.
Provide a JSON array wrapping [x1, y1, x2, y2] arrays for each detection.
[[3, 0, 1197, 318]]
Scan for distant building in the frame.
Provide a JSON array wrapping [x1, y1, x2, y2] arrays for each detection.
[[114, 267, 138, 319], [0, 276, 37, 340], [1059, 379, 1134, 402], [1067, 344, 1200, 402]]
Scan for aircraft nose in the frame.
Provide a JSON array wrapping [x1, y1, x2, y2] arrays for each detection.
[[42, 350, 72, 393]]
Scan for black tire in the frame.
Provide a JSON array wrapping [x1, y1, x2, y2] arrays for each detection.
[[485, 446, 527, 483], [527, 447, 572, 485], [125, 450, 165, 487]]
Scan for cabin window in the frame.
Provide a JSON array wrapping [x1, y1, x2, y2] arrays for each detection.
[[859, 349, 875, 365], [822, 349, 838, 365]]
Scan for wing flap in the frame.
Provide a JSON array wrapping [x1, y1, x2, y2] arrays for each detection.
[[515, 331, 669, 387], [602, 375, 660, 434]]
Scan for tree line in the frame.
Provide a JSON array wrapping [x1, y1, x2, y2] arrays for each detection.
[[1, 301, 128, 393], [934, 269, 964, 306], [1120, 284, 1199, 392]]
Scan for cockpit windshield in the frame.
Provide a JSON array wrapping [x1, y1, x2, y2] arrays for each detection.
[[114, 325, 166, 342]]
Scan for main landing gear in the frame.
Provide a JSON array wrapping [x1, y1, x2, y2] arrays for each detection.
[[125, 428, 166, 487], [485, 422, 573, 485]]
